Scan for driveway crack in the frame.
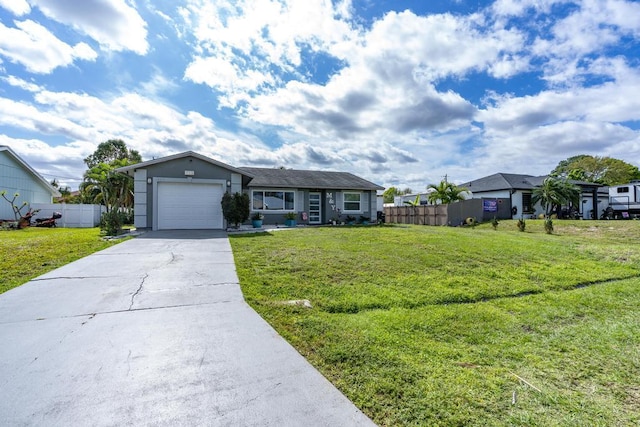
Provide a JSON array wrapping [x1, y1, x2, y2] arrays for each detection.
[[128, 274, 149, 310]]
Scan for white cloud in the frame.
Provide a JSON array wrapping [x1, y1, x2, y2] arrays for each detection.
[[1, 0, 639, 192], [139, 69, 180, 97], [243, 9, 529, 140], [491, 0, 567, 17], [29, 0, 149, 54], [1, 75, 41, 92], [184, 56, 276, 108], [478, 61, 640, 130], [182, 0, 360, 107], [492, 0, 640, 85], [0, 96, 92, 140], [0, 0, 30, 15], [0, 20, 97, 73]]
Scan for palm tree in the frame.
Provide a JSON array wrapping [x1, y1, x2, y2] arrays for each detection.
[[531, 177, 580, 216], [81, 159, 133, 213], [403, 194, 421, 206], [426, 181, 468, 205]]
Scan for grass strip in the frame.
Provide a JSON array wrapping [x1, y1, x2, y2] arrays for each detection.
[[230, 221, 640, 426], [0, 227, 125, 294]]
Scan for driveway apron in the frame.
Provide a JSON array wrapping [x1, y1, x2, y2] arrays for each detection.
[[0, 230, 375, 426]]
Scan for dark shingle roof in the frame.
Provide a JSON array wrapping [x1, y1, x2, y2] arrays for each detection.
[[461, 172, 601, 193], [115, 151, 251, 177], [240, 167, 384, 190], [460, 173, 538, 192]]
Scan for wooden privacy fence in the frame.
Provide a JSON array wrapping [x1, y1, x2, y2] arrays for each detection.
[[384, 205, 449, 226]]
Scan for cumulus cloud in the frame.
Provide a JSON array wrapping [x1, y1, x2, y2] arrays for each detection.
[[478, 61, 640, 130], [2, 75, 41, 92], [1, 0, 639, 192], [29, 0, 149, 54], [181, 0, 359, 107], [0, 0, 30, 15], [0, 20, 97, 73]]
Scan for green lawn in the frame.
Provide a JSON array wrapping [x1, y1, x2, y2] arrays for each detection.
[[230, 220, 640, 426], [0, 227, 125, 294]]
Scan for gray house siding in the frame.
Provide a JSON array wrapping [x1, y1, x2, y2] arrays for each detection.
[[123, 154, 243, 230], [118, 152, 383, 230], [151, 158, 231, 230], [247, 188, 379, 225]]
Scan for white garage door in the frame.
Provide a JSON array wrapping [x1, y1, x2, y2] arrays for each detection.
[[157, 182, 224, 230]]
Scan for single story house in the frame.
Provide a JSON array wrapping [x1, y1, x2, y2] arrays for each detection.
[[460, 172, 605, 220], [116, 151, 383, 230], [0, 145, 60, 220]]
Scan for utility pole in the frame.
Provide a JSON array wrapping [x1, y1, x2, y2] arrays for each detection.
[[443, 174, 448, 184]]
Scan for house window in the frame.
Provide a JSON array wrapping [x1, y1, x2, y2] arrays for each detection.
[[252, 190, 295, 211], [522, 193, 532, 213], [343, 192, 362, 212], [617, 187, 629, 193]]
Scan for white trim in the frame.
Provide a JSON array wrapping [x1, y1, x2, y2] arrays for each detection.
[[342, 191, 363, 213], [133, 169, 148, 228], [309, 192, 322, 224], [250, 188, 297, 212]]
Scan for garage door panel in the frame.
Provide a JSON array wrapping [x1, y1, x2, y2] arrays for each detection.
[[157, 182, 223, 230]]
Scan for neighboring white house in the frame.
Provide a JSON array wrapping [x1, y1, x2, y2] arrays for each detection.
[[0, 146, 60, 220], [460, 173, 606, 219], [608, 181, 640, 217], [392, 190, 435, 206]]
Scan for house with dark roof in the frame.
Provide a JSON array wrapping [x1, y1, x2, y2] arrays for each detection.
[[117, 151, 383, 230], [460, 172, 606, 219], [0, 145, 60, 220]]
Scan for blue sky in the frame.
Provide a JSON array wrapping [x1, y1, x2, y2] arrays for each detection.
[[1, 0, 639, 190]]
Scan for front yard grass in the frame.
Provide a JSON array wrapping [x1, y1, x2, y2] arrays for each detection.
[[0, 227, 125, 294], [230, 220, 640, 426]]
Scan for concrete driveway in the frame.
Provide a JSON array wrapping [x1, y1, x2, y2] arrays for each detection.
[[0, 230, 375, 426]]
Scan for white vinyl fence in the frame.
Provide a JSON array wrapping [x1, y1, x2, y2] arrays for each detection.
[[32, 203, 105, 228]]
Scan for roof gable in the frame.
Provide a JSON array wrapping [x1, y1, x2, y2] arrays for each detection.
[[115, 151, 253, 177], [461, 173, 537, 192], [0, 146, 60, 197], [240, 167, 384, 191], [462, 172, 602, 193]]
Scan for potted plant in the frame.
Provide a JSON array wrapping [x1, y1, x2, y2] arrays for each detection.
[[251, 212, 264, 228], [359, 215, 370, 225], [345, 215, 356, 225], [284, 212, 297, 227]]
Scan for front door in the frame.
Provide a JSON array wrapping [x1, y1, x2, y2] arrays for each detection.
[[309, 192, 322, 224]]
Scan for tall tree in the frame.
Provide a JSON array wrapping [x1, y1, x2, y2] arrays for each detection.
[[550, 155, 640, 185], [382, 187, 412, 203], [84, 139, 141, 169], [426, 181, 468, 205], [80, 140, 140, 213], [531, 177, 580, 216]]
